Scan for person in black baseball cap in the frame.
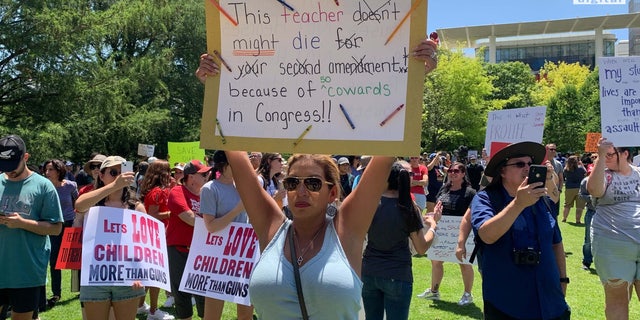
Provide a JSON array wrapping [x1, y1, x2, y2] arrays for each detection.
[[0, 134, 27, 174], [0, 134, 64, 319]]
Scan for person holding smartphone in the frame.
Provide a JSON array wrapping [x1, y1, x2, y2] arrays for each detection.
[[470, 141, 569, 319]]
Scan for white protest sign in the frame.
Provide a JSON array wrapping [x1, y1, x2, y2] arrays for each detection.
[[484, 106, 546, 157], [426, 215, 476, 265], [81, 207, 171, 291], [200, 0, 428, 155], [137, 144, 155, 157], [180, 218, 260, 306], [598, 56, 640, 147]]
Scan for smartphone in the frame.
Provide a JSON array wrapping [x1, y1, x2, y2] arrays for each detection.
[[528, 165, 547, 188], [121, 161, 133, 174]]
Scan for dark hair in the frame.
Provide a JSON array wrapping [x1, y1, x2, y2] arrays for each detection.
[[96, 167, 138, 209], [257, 153, 281, 190], [139, 160, 171, 201], [137, 161, 149, 176], [615, 146, 633, 164], [43, 159, 67, 182], [441, 162, 470, 193], [388, 162, 422, 232]]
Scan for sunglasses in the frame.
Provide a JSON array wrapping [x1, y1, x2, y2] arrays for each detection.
[[605, 152, 618, 159], [548, 148, 556, 151], [282, 176, 334, 192], [272, 157, 283, 163], [590, 155, 598, 159], [448, 168, 462, 174], [90, 164, 101, 170], [504, 161, 533, 168], [108, 169, 121, 177]]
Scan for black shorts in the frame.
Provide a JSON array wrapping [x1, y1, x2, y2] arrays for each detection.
[[0, 286, 41, 313]]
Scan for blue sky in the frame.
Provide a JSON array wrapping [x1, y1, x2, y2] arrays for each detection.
[[427, 0, 631, 42]]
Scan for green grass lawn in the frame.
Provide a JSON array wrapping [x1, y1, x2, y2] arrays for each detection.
[[37, 203, 640, 319]]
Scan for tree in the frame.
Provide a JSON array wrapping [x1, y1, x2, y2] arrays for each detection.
[[533, 61, 594, 152], [0, 0, 206, 165], [544, 84, 585, 152], [532, 61, 591, 106], [422, 49, 494, 152], [485, 61, 536, 110]]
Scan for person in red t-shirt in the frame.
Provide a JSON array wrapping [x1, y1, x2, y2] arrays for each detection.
[[137, 160, 174, 319], [409, 156, 428, 213], [166, 159, 211, 320]]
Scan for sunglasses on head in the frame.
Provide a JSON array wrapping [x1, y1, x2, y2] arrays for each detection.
[[108, 169, 121, 177], [448, 168, 461, 174], [90, 164, 101, 170], [504, 161, 533, 168], [282, 176, 333, 192]]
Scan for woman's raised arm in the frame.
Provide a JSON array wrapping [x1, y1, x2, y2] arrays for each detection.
[[225, 151, 285, 251]]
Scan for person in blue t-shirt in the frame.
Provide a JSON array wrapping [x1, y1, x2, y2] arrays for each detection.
[[471, 141, 570, 320]]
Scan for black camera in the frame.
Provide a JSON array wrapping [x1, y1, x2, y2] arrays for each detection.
[[513, 248, 540, 265]]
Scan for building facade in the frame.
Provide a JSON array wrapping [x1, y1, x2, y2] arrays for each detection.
[[477, 33, 617, 73], [631, 0, 640, 55]]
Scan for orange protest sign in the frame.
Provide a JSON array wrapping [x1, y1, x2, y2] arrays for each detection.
[[585, 133, 602, 153], [55, 227, 83, 270]]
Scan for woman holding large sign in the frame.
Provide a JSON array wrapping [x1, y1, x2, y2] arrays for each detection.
[[587, 139, 640, 319], [417, 162, 476, 306], [201, 36, 438, 319], [75, 156, 146, 320], [226, 151, 394, 319]]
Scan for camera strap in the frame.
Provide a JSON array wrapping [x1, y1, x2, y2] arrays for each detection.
[[524, 202, 543, 251]]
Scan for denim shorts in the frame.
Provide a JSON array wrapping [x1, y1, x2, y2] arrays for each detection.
[[79, 285, 145, 302], [592, 234, 640, 284], [412, 193, 427, 213]]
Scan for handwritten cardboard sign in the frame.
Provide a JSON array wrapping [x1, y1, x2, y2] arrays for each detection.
[[200, 0, 428, 155], [585, 132, 601, 152], [137, 144, 155, 157], [598, 57, 640, 147], [426, 215, 476, 265], [167, 141, 206, 168], [180, 219, 260, 306], [80, 207, 171, 291], [55, 227, 83, 270], [484, 106, 547, 157]]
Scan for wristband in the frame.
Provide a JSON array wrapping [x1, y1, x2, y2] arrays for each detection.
[[428, 227, 437, 235]]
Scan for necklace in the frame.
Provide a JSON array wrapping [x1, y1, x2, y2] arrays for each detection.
[[294, 220, 326, 266]]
